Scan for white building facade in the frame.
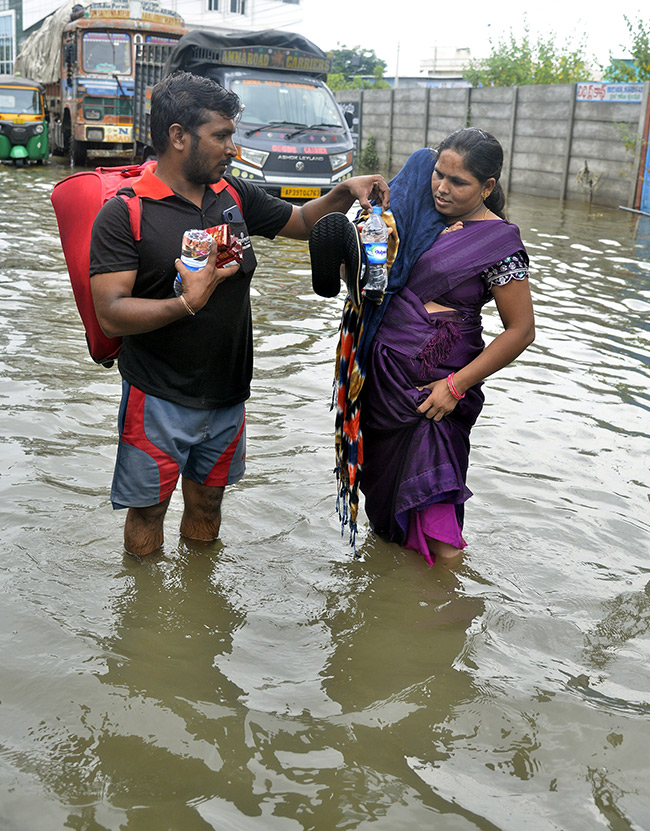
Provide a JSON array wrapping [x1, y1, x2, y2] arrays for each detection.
[[175, 0, 301, 33]]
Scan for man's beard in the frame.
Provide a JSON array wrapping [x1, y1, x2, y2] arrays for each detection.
[[182, 134, 223, 185]]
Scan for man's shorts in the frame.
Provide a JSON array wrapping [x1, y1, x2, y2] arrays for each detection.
[[111, 380, 246, 510]]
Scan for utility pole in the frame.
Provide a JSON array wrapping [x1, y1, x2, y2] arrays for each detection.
[[394, 41, 400, 89]]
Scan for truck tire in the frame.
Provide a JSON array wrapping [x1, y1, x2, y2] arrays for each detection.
[[71, 139, 87, 166], [61, 115, 72, 157]]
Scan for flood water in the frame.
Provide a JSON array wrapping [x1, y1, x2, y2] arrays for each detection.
[[1, 158, 649, 831]]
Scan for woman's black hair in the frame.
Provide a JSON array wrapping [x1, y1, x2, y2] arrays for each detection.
[[437, 128, 506, 219]]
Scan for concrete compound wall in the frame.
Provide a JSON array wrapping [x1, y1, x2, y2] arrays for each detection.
[[336, 83, 650, 209]]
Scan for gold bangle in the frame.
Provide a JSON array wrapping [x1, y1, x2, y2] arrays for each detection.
[[179, 294, 195, 316]]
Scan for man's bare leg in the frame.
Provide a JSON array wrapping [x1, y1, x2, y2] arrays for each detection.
[[124, 496, 172, 557], [180, 477, 225, 542]]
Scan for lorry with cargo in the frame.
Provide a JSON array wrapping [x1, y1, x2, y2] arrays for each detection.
[[14, 0, 186, 165], [133, 29, 355, 199]]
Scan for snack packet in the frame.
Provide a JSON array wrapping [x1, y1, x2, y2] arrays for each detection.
[[205, 224, 244, 267]]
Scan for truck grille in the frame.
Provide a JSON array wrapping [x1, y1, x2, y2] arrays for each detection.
[[271, 152, 330, 174]]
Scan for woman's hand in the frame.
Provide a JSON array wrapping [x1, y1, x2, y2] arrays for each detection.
[[416, 377, 459, 421], [440, 221, 464, 235]]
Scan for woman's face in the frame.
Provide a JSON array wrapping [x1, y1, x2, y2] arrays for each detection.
[[431, 149, 495, 223]]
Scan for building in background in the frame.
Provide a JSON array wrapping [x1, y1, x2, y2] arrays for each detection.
[[419, 45, 471, 81], [382, 45, 472, 89], [176, 0, 300, 32], [1, 0, 17, 73]]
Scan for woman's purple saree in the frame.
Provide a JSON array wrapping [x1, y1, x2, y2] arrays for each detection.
[[360, 219, 527, 562]]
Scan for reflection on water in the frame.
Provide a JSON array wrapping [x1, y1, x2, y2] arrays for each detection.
[[1, 161, 649, 830]]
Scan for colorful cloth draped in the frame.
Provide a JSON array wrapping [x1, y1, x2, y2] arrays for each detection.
[[333, 149, 446, 548], [360, 219, 528, 558]]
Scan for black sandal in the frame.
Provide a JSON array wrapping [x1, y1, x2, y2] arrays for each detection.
[[309, 212, 366, 307]]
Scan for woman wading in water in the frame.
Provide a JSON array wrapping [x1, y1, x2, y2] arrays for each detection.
[[311, 128, 535, 565]]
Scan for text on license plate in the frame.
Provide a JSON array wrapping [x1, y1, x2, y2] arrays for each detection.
[[281, 186, 321, 199]]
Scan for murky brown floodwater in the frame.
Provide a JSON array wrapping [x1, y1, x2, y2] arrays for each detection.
[[1, 158, 649, 831]]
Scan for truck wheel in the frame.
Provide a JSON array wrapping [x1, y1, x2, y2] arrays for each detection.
[[14, 158, 25, 168], [71, 139, 87, 166], [62, 116, 72, 156]]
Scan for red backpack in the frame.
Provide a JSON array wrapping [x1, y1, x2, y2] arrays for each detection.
[[50, 163, 243, 367], [51, 163, 150, 367]]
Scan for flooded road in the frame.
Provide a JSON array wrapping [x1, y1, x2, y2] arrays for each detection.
[[1, 159, 649, 830]]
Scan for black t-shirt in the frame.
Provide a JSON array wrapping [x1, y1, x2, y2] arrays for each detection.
[[90, 172, 293, 408]]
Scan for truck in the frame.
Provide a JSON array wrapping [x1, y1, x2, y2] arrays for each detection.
[[14, 0, 186, 165], [133, 29, 355, 199]]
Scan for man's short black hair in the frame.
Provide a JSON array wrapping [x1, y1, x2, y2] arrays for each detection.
[[150, 71, 242, 154]]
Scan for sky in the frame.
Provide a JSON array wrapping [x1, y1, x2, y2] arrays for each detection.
[[296, 0, 646, 77]]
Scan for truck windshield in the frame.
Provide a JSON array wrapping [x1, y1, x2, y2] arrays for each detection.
[[0, 88, 42, 115], [82, 31, 131, 74], [231, 76, 344, 131]]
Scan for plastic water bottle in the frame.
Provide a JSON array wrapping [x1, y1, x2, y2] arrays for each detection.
[[361, 206, 388, 302], [173, 229, 212, 297]]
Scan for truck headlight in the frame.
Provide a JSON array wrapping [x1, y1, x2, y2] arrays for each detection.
[[330, 151, 352, 171], [34, 124, 44, 134], [238, 146, 269, 169]]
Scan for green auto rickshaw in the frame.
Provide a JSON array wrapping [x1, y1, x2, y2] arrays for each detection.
[[0, 75, 49, 165]]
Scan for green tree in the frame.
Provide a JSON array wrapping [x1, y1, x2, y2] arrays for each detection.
[[329, 45, 387, 78], [358, 134, 381, 174], [463, 25, 594, 87], [326, 46, 390, 90], [604, 16, 650, 81], [327, 65, 390, 91]]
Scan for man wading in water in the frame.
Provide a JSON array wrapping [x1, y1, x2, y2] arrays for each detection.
[[90, 71, 389, 557]]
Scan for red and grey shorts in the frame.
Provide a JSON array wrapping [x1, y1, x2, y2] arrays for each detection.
[[110, 381, 246, 509]]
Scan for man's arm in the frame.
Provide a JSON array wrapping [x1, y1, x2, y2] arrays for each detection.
[[90, 195, 240, 338], [91, 254, 240, 338], [278, 175, 390, 240]]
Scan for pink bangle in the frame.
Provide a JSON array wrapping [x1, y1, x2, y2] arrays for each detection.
[[446, 372, 465, 400]]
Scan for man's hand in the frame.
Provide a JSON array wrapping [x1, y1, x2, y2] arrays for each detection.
[[175, 241, 240, 313], [91, 243, 241, 338], [280, 174, 391, 239], [345, 175, 390, 211]]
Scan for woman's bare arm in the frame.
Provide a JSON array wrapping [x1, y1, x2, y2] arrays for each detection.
[[417, 277, 535, 421]]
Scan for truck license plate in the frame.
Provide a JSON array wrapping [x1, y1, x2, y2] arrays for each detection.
[[281, 186, 321, 199]]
